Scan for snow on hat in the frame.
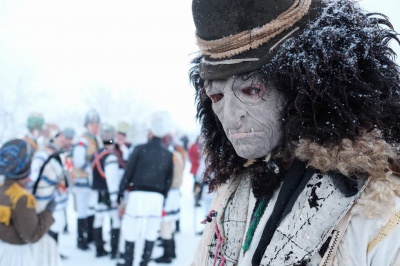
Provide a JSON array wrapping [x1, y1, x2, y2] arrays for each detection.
[[192, 0, 325, 79], [149, 111, 173, 138], [0, 139, 31, 180]]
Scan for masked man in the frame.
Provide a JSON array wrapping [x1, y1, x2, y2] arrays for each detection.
[[189, 0, 400, 265]]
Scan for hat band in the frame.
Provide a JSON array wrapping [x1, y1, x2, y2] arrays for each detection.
[[196, 0, 311, 59]]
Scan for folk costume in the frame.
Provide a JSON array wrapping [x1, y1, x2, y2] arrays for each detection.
[[0, 139, 61, 266], [72, 109, 101, 250], [91, 123, 121, 258], [29, 130, 69, 257], [189, 0, 400, 265], [118, 111, 174, 266], [155, 141, 186, 264]]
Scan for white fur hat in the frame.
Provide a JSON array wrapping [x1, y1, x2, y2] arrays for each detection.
[[149, 111, 173, 138]]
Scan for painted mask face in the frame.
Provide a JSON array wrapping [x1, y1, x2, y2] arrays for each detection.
[[205, 75, 286, 159]]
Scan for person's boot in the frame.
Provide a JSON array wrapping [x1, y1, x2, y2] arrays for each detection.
[[139, 240, 154, 266], [87, 215, 95, 244], [171, 238, 176, 259], [110, 228, 120, 259], [93, 227, 109, 257], [116, 241, 134, 266], [48, 230, 58, 243], [154, 239, 174, 263], [77, 218, 90, 250]]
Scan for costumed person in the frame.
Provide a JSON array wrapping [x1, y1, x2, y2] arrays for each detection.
[[117, 111, 174, 266], [114, 121, 133, 258], [62, 127, 76, 152], [30, 126, 70, 259], [196, 152, 214, 226], [188, 136, 202, 206], [72, 109, 101, 250], [28, 124, 62, 192], [91, 123, 121, 258], [61, 127, 75, 235], [155, 134, 186, 264], [114, 121, 133, 174], [23, 112, 45, 157], [0, 139, 60, 266], [189, 0, 400, 265]]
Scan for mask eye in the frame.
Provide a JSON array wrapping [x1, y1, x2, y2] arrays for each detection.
[[241, 84, 266, 97], [208, 93, 224, 103]]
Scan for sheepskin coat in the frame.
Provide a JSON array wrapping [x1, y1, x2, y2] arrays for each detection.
[[192, 130, 400, 266]]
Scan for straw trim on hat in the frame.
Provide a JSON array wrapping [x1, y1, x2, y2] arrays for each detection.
[[196, 0, 311, 59]]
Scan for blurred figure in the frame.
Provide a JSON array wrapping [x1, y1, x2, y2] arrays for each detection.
[[0, 139, 60, 266], [72, 109, 100, 250], [155, 135, 186, 264], [117, 111, 174, 266], [179, 134, 189, 151], [196, 153, 214, 222], [91, 123, 121, 258], [29, 126, 70, 259], [60, 127, 76, 234], [114, 121, 133, 172], [61, 127, 76, 152], [28, 124, 63, 191], [188, 136, 203, 206], [23, 112, 45, 156]]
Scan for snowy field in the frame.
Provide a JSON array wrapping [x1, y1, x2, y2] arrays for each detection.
[[60, 162, 204, 266]]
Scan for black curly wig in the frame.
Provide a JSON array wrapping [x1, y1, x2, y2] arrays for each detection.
[[189, 0, 400, 196]]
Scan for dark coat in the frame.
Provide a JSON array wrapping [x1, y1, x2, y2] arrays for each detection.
[[120, 137, 173, 197]]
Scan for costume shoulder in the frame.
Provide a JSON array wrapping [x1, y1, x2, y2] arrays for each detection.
[[5, 183, 36, 209]]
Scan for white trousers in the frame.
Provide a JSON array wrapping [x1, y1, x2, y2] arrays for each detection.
[[73, 187, 97, 218], [0, 234, 61, 266], [121, 191, 163, 242], [93, 202, 121, 229]]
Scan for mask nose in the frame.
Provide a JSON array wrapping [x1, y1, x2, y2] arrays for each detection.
[[224, 94, 246, 129]]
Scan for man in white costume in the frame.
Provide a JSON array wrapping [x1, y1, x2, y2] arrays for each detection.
[[117, 111, 174, 266]]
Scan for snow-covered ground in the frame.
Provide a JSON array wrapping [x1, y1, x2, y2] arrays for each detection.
[[60, 162, 205, 266]]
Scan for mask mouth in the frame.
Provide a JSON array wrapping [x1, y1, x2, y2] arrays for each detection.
[[229, 131, 264, 139]]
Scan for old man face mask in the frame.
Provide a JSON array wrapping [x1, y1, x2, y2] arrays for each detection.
[[206, 75, 286, 159]]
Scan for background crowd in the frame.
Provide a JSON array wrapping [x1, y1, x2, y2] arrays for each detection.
[[0, 109, 210, 266]]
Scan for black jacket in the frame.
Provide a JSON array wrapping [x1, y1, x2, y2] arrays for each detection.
[[119, 137, 173, 197]]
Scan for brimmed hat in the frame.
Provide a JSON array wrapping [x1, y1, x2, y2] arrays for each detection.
[[0, 139, 31, 180], [192, 0, 324, 79]]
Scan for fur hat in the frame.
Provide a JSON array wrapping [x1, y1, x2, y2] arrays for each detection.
[[149, 111, 173, 138], [27, 112, 45, 131], [62, 127, 76, 139], [0, 139, 31, 180], [100, 123, 115, 145], [192, 0, 324, 79], [84, 109, 101, 127], [117, 121, 130, 135]]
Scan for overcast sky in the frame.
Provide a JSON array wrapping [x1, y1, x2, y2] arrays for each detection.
[[0, 0, 399, 140]]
